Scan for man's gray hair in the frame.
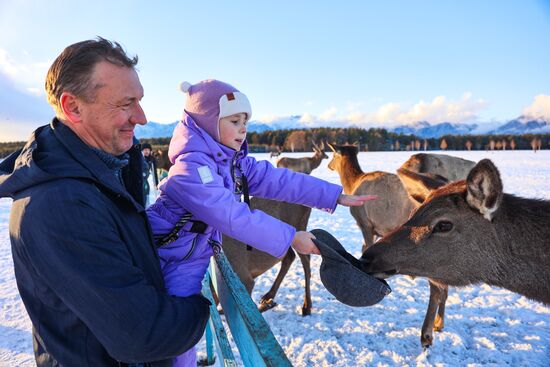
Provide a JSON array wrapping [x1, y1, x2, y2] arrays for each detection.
[[45, 37, 138, 117]]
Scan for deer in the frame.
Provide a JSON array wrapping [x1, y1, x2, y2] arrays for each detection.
[[223, 142, 329, 316], [327, 143, 416, 252], [361, 158, 550, 327], [327, 143, 476, 348], [276, 141, 328, 174], [399, 153, 476, 189], [269, 146, 283, 159], [151, 149, 168, 171]]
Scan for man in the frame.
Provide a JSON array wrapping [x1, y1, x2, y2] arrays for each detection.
[[141, 142, 159, 205], [0, 38, 210, 366]]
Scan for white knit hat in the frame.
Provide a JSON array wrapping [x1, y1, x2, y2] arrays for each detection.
[[180, 80, 252, 141]]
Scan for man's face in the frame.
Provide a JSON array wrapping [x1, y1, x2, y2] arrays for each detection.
[[77, 61, 147, 155], [142, 148, 151, 157]]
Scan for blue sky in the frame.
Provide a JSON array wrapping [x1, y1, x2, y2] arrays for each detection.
[[1, 1, 550, 141]]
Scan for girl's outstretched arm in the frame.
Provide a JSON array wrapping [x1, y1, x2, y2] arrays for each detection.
[[337, 194, 378, 207]]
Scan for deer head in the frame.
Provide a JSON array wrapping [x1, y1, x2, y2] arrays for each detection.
[[312, 141, 328, 159], [327, 143, 359, 172], [361, 159, 505, 287]]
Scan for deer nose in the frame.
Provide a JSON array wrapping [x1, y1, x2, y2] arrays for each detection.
[[359, 245, 386, 273], [359, 251, 374, 269]]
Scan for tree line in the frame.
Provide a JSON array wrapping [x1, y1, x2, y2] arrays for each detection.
[[2, 127, 549, 158]]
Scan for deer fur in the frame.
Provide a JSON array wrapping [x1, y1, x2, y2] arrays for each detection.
[[223, 145, 329, 316], [362, 159, 550, 330], [154, 149, 171, 173], [327, 144, 476, 347], [327, 143, 416, 251], [400, 153, 475, 182], [276, 141, 328, 174], [269, 146, 283, 159]]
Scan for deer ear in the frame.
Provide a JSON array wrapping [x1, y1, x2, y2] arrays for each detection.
[[397, 168, 448, 204], [466, 159, 503, 221]]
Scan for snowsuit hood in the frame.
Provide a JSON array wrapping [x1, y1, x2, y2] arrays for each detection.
[[168, 112, 249, 166]]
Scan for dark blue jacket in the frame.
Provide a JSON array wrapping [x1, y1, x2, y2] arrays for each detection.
[[0, 119, 210, 367]]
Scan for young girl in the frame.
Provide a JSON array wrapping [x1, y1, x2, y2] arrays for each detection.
[[146, 79, 375, 366]]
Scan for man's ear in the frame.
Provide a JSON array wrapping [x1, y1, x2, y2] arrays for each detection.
[[60, 92, 83, 124]]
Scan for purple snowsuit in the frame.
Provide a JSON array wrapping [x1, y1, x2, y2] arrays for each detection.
[[146, 114, 342, 366]]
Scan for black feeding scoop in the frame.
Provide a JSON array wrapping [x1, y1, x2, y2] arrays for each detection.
[[311, 229, 391, 307]]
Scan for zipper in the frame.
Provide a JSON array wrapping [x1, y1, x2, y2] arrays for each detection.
[[183, 235, 198, 260], [230, 151, 239, 184]]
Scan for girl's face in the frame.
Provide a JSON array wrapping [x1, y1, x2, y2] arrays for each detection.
[[219, 112, 248, 150]]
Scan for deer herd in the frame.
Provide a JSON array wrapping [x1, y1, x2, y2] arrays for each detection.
[[161, 141, 549, 349]]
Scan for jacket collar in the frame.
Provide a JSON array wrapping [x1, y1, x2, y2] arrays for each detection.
[[51, 118, 144, 210]]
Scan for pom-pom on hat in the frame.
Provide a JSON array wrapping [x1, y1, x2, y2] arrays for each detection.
[[180, 79, 252, 142]]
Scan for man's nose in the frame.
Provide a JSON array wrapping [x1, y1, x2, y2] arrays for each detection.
[[131, 103, 147, 125]]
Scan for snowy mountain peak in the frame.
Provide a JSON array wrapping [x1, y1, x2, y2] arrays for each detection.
[[135, 116, 550, 139]]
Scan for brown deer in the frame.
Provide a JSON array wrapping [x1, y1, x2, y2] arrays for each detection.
[[362, 159, 550, 314], [327, 144, 476, 347], [276, 141, 328, 174], [396, 153, 476, 347], [223, 146, 329, 316], [327, 143, 416, 251], [153, 148, 171, 178], [269, 146, 283, 159]]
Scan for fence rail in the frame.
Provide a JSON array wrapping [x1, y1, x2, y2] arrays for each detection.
[[202, 250, 292, 367]]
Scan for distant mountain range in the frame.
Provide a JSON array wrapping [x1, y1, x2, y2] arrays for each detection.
[[135, 116, 550, 139]]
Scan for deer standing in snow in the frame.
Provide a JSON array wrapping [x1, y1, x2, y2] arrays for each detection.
[[269, 146, 283, 159], [327, 144, 475, 347], [276, 141, 328, 174]]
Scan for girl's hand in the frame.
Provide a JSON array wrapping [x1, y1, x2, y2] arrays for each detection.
[[337, 194, 378, 207], [291, 231, 320, 255]]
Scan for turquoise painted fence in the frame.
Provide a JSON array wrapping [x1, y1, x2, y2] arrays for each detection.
[[201, 250, 293, 367]]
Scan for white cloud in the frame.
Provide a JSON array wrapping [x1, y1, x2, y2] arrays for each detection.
[[0, 48, 49, 95], [318, 107, 338, 121], [0, 70, 52, 141], [522, 95, 550, 120], [260, 93, 488, 129], [26, 87, 42, 96], [257, 114, 281, 123], [346, 111, 368, 124], [0, 49, 19, 77], [369, 102, 401, 124], [367, 93, 486, 126], [298, 113, 316, 124]]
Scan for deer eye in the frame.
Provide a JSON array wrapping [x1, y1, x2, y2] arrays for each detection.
[[433, 221, 453, 233]]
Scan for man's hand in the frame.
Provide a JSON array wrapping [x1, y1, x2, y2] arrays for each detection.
[[291, 231, 320, 255], [337, 194, 378, 207]]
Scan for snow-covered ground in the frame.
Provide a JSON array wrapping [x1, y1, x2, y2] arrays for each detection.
[[1, 150, 549, 366]]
